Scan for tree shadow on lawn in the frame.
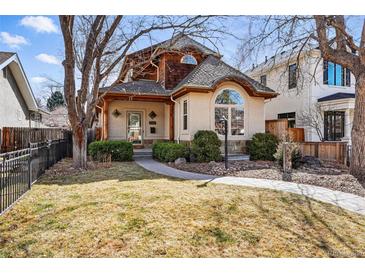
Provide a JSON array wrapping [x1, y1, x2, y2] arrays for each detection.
[[249, 192, 365, 258]]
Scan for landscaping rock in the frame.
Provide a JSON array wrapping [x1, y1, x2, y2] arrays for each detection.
[[174, 158, 186, 165]]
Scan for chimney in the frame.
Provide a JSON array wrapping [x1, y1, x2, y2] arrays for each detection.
[[265, 56, 268, 63]]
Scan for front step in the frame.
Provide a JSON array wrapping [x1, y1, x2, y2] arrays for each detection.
[[133, 149, 152, 159]]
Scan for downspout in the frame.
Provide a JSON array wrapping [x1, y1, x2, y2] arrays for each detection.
[[170, 94, 179, 144]]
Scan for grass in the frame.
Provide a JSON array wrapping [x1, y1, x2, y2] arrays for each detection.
[[0, 159, 364, 258]]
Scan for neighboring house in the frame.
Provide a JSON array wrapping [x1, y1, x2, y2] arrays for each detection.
[[247, 47, 356, 142], [99, 35, 277, 153], [0, 52, 47, 129], [43, 105, 70, 128]]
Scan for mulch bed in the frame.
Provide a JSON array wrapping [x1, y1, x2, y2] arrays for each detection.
[[171, 160, 365, 197]]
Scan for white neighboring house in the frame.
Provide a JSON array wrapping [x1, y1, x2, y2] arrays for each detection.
[[0, 52, 48, 129], [246, 47, 355, 142]]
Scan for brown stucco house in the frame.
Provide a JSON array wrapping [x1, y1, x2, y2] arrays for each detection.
[[99, 35, 278, 153]]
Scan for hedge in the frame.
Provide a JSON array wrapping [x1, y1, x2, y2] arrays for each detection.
[[152, 142, 187, 162], [247, 133, 278, 161], [88, 140, 133, 161], [191, 130, 222, 162]]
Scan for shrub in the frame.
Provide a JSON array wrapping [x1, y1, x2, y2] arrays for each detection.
[[152, 142, 187, 162], [88, 140, 133, 161], [191, 130, 222, 162], [274, 140, 302, 169], [247, 133, 278, 161]]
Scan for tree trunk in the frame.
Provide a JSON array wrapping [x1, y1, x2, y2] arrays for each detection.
[[72, 125, 88, 169], [350, 72, 365, 185]]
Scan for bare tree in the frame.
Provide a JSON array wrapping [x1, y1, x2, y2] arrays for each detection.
[[297, 103, 325, 141], [238, 16, 365, 184], [59, 15, 227, 169]]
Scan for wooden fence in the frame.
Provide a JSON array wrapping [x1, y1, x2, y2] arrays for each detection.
[[299, 141, 349, 165], [0, 127, 70, 152], [265, 119, 305, 142]]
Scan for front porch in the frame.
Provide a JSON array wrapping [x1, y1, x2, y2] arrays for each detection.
[[100, 93, 174, 148]]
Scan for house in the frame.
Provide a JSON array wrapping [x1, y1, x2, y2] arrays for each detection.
[[99, 35, 277, 153], [0, 52, 47, 129], [247, 47, 356, 142]]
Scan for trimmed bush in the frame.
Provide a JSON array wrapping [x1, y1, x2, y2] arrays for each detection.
[[247, 133, 278, 161], [152, 142, 187, 162], [88, 140, 133, 161], [191, 130, 222, 162]]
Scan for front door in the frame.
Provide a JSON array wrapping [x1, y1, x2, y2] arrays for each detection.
[[127, 112, 143, 145]]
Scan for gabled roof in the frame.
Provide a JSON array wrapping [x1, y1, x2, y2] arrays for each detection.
[[173, 55, 276, 94], [127, 34, 220, 58], [318, 92, 355, 102], [100, 80, 169, 96], [0, 51, 39, 112], [0, 52, 15, 66]]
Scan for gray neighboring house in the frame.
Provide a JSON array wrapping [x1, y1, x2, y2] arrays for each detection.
[[0, 52, 47, 129]]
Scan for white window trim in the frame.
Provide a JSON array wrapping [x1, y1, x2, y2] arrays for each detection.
[[182, 99, 188, 131], [213, 88, 245, 138]]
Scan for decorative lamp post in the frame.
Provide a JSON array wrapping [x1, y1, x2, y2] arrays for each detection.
[[219, 116, 228, 169]]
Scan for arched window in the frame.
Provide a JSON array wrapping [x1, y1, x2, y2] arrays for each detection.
[[180, 54, 197, 65], [214, 89, 245, 136]]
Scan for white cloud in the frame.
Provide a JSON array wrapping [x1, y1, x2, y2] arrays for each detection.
[[20, 16, 58, 33], [31, 76, 48, 84], [36, 53, 61, 65], [0, 32, 28, 48]]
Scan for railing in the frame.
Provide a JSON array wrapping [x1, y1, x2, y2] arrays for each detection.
[[0, 139, 71, 215]]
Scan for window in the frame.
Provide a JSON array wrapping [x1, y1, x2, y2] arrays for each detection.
[[260, 75, 267, 86], [214, 89, 244, 136], [183, 100, 188, 130], [323, 60, 351, 87], [180, 55, 197, 65], [288, 63, 297, 89], [278, 112, 296, 128], [324, 111, 345, 141]]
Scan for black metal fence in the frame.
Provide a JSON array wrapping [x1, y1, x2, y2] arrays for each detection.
[[0, 138, 71, 214]]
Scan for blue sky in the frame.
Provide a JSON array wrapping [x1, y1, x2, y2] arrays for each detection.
[[1, 15, 363, 101], [0, 16, 245, 100]]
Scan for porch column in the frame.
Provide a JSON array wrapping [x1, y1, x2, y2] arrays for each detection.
[[169, 103, 174, 141], [102, 99, 109, 140]]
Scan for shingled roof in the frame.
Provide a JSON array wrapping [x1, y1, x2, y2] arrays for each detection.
[[127, 34, 220, 58], [100, 80, 169, 96], [0, 52, 15, 66], [173, 55, 276, 94], [318, 92, 355, 102]]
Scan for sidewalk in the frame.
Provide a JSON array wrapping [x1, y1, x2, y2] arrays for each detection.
[[135, 158, 365, 215]]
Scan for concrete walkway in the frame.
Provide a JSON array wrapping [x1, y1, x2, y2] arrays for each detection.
[[135, 158, 365, 215]]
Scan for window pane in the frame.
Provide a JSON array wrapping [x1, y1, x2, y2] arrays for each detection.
[[183, 115, 187, 130], [215, 107, 228, 135], [183, 100, 187, 114], [181, 55, 197, 65], [231, 107, 244, 135], [335, 64, 342, 86], [288, 64, 297, 89], [328, 62, 335, 85], [260, 75, 267, 86], [215, 89, 244, 105]]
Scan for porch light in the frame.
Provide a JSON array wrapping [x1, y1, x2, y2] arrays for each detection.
[[112, 109, 121, 118]]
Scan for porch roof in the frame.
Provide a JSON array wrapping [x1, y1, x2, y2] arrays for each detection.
[[318, 92, 355, 102], [99, 80, 169, 96]]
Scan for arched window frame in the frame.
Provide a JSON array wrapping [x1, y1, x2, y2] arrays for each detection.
[[180, 54, 198, 65], [214, 89, 245, 136]]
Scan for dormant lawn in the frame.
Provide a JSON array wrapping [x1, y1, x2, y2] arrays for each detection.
[[0, 159, 364, 257]]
